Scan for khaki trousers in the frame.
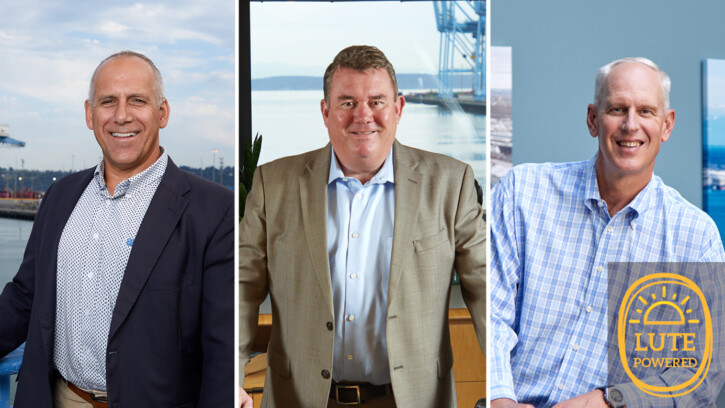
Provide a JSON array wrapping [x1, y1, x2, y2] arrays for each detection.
[[327, 393, 396, 408], [53, 375, 107, 408]]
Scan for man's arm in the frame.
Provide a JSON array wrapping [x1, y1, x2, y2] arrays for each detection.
[[198, 195, 235, 407], [454, 165, 486, 353], [489, 175, 523, 402], [238, 168, 270, 382]]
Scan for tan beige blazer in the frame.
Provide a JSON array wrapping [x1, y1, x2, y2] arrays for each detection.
[[239, 141, 485, 408]]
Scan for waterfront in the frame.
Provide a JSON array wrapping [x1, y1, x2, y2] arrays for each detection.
[[0, 218, 32, 286], [252, 90, 487, 191]]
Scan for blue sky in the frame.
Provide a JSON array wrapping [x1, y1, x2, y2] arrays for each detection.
[[0, 0, 235, 171]]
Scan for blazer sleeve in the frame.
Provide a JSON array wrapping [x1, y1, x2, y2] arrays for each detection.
[[238, 167, 270, 383], [454, 165, 486, 354], [198, 195, 236, 407], [0, 182, 57, 357]]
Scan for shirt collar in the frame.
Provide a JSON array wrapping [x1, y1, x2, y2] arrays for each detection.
[[584, 153, 659, 216], [328, 147, 395, 185], [94, 147, 168, 198]]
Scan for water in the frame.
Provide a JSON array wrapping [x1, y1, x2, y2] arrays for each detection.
[[0, 218, 32, 286], [0, 218, 31, 405], [252, 90, 487, 191]]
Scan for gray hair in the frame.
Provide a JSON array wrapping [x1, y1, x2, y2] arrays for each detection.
[[88, 50, 165, 107], [594, 57, 671, 111]]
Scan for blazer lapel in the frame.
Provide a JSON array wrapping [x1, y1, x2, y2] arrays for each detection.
[[298, 144, 334, 310], [108, 160, 189, 339], [388, 141, 423, 303]]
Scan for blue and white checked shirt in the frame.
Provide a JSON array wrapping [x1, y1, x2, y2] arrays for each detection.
[[54, 150, 167, 391], [327, 147, 395, 385], [490, 155, 725, 407]]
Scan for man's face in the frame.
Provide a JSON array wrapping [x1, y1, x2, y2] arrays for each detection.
[[321, 67, 404, 175], [85, 56, 169, 178], [587, 62, 675, 182]]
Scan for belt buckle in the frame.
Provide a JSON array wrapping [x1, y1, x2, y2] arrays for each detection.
[[90, 392, 108, 404], [335, 384, 361, 405]]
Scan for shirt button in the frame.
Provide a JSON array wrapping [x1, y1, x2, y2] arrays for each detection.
[[572, 344, 580, 351], [355, 193, 362, 200], [606, 226, 614, 232], [321, 369, 330, 379], [597, 201, 603, 207], [558, 383, 565, 390], [326, 321, 333, 331], [347, 315, 355, 322], [350, 273, 357, 279], [352, 232, 359, 238], [93, 233, 99, 240], [586, 306, 593, 313], [87, 273, 94, 279], [596, 266, 604, 273], [630, 222, 637, 230], [347, 354, 353, 360]]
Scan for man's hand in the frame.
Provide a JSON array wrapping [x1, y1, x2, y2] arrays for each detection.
[[239, 386, 253, 408], [552, 389, 608, 408], [491, 398, 535, 408]]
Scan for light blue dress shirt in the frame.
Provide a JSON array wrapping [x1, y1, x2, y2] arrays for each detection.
[[327, 147, 395, 385], [490, 155, 725, 407]]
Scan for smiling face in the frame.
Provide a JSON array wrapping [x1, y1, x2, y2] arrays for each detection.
[[587, 61, 675, 185], [321, 67, 404, 181], [85, 55, 169, 181]]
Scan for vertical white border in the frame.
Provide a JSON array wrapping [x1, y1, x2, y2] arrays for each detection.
[[233, 0, 240, 406], [485, 0, 492, 406]]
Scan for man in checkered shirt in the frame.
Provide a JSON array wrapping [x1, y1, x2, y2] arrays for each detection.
[[0, 51, 234, 407], [490, 58, 725, 407]]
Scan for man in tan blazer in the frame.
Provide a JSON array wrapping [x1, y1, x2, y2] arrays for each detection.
[[239, 45, 485, 408]]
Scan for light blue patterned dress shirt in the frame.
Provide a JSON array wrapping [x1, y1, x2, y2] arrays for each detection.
[[327, 147, 395, 385], [54, 150, 167, 391], [490, 155, 725, 407]]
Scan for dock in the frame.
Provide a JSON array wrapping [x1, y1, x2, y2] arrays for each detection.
[[404, 92, 486, 114], [0, 199, 38, 220]]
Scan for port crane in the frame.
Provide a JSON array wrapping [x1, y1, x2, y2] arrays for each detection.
[[0, 125, 25, 148], [433, 0, 486, 102]]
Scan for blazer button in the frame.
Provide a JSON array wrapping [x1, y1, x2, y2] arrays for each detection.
[[321, 369, 330, 379], [326, 321, 333, 330]]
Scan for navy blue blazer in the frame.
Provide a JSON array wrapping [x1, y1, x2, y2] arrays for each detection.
[[0, 159, 234, 407]]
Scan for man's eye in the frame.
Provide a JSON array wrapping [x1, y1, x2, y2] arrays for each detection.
[[341, 102, 354, 107], [641, 109, 652, 115], [611, 107, 623, 113], [371, 101, 383, 106], [132, 98, 146, 104]]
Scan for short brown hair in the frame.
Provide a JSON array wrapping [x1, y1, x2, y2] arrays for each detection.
[[323, 45, 398, 104]]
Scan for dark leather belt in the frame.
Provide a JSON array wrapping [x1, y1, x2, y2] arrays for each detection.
[[329, 381, 392, 405], [67, 381, 109, 408]]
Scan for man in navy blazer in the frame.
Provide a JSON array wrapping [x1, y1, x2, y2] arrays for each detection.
[[0, 51, 234, 407]]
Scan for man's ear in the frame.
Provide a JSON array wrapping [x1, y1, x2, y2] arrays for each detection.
[[321, 99, 330, 128], [586, 104, 599, 137], [85, 100, 94, 130], [661, 109, 675, 143]]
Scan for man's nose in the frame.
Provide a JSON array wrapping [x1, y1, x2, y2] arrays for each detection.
[[114, 102, 131, 124], [353, 103, 373, 122], [622, 109, 640, 132]]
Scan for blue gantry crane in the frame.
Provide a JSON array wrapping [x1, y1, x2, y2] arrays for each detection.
[[433, 0, 486, 102], [0, 125, 25, 148]]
